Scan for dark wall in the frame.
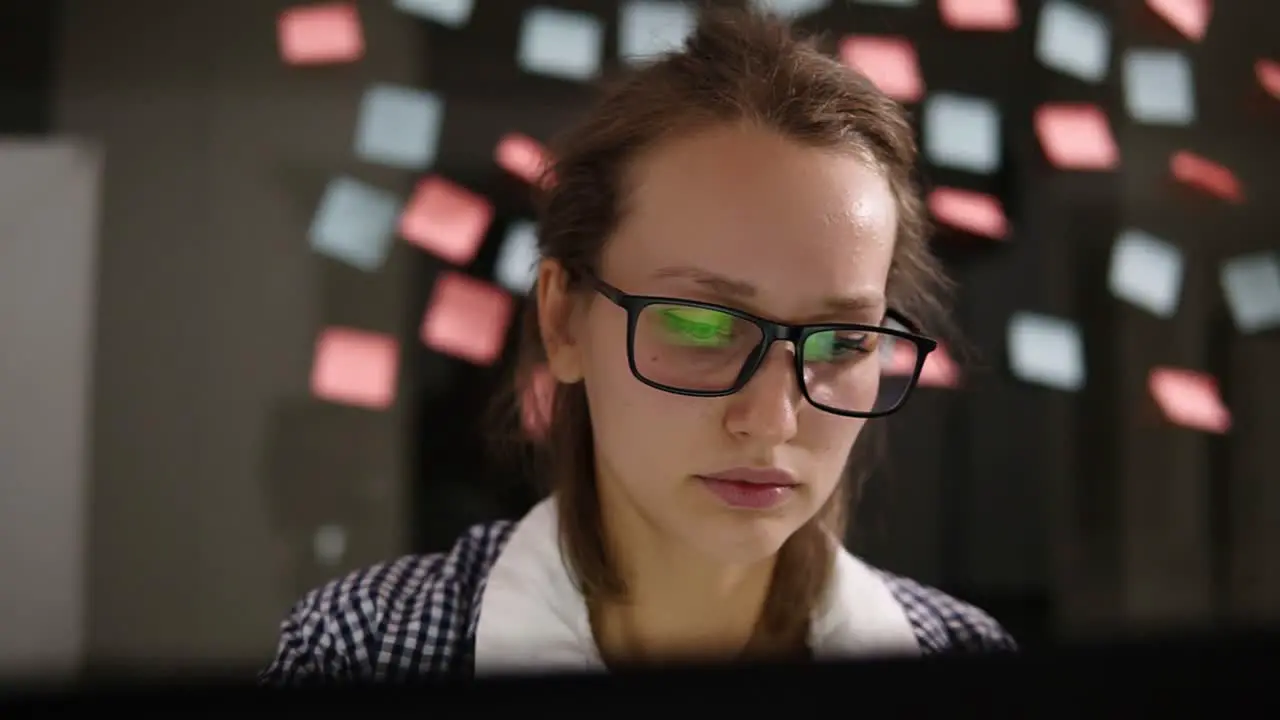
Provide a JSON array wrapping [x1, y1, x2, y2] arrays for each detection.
[[0, 1, 58, 134]]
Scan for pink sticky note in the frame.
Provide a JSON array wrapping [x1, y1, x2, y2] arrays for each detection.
[[421, 272, 514, 366], [928, 187, 1009, 240], [882, 341, 916, 376], [400, 176, 494, 266], [1255, 59, 1280, 100], [495, 133, 555, 188], [1034, 104, 1119, 171], [1145, 0, 1211, 42], [839, 36, 924, 103], [938, 0, 1019, 31], [310, 327, 399, 410], [278, 3, 365, 66], [521, 364, 556, 439], [919, 344, 961, 388], [1148, 366, 1231, 434], [883, 341, 960, 388], [1170, 150, 1243, 204]]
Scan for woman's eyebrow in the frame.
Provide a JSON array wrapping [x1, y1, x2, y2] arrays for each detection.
[[649, 265, 757, 298], [648, 265, 884, 316]]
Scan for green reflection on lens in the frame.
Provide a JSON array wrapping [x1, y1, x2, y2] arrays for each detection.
[[658, 306, 734, 347]]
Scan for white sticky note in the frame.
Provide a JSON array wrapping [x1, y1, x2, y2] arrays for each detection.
[[393, 0, 473, 28], [312, 525, 347, 566], [923, 93, 1002, 175], [308, 176, 402, 271], [495, 220, 540, 295], [1221, 252, 1280, 334], [750, 0, 831, 18], [619, 1, 696, 65], [1007, 312, 1086, 392], [517, 7, 605, 82], [1035, 0, 1111, 83], [354, 84, 444, 170], [1123, 49, 1196, 126], [1107, 229, 1184, 319]]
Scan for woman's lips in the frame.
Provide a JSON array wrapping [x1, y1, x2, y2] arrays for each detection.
[[696, 471, 797, 510]]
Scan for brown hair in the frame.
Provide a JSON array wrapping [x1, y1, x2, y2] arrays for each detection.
[[493, 5, 952, 656]]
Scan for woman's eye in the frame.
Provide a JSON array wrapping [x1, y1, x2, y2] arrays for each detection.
[[805, 331, 874, 361], [660, 309, 733, 346]]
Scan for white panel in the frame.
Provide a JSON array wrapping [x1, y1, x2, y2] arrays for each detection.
[[0, 139, 101, 680]]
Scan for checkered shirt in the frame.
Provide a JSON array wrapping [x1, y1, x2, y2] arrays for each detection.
[[259, 520, 1016, 684]]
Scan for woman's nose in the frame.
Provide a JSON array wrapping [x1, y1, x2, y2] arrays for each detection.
[[722, 343, 801, 446]]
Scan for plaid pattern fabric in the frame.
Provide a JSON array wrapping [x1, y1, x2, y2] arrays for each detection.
[[260, 520, 1016, 684]]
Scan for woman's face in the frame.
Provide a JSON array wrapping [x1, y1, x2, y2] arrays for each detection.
[[542, 122, 899, 565]]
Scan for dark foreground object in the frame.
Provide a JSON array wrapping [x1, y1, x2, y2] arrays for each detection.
[[3, 633, 1278, 715]]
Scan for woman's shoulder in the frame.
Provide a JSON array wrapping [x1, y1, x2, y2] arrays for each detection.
[[259, 519, 517, 684], [874, 568, 1019, 654]]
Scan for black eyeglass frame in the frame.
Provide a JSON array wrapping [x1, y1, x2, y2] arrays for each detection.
[[588, 275, 939, 419]]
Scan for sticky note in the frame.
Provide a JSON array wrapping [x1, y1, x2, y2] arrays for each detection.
[[918, 345, 961, 389], [938, 0, 1020, 31], [928, 187, 1008, 240], [399, 176, 493, 266], [354, 84, 444, 171], [619, 1, 696, 65], [1007, 312, 1085, 392], [495, 220, 540, 295], [750, 0, 831, 18], [393, 0, 473, 28], [882, 316, 908, 334], [880, 339, 916, 376], [278, 3, 364, 66], [521, 364, 556, 439], [312, 524, 348, 565], [1145, 0, 1211, 42], [421, 272, 515, 366], [1123, 49, 1196, 126], [1035, 0, 1111, 84], [1220, 251, 1280, 334], [1034, 103, 1119, 171], [308, 177, 402, 271], [310, 327, 399, 410], [1257, 59, 1280, 100], [923, 93, 1001, 175], [1170, 151, 1243, 203], [495, 133, 554, 187], [839, 36, 924, 103], [1148, 367, 1231, 434], [1107, 229, 1184, 319], [880, 338, 959, 388], [517, 7, 605, 82]]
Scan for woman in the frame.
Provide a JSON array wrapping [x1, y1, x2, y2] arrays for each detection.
[[261, 6, 1015, 683]]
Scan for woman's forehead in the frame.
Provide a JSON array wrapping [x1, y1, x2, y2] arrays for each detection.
[[602, 125, 898, 319]]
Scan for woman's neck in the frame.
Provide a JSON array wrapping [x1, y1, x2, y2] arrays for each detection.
[[590, 543, 777, 666], [587, 488, 790, 665]]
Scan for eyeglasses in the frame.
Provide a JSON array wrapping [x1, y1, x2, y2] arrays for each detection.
[[588, 275, 938, 419]]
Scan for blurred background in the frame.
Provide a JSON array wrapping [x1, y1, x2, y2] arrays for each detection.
[[1, 0, 1278, 681]]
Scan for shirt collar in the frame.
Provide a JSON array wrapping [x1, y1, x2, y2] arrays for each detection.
[[473, 497, 920, 675]]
